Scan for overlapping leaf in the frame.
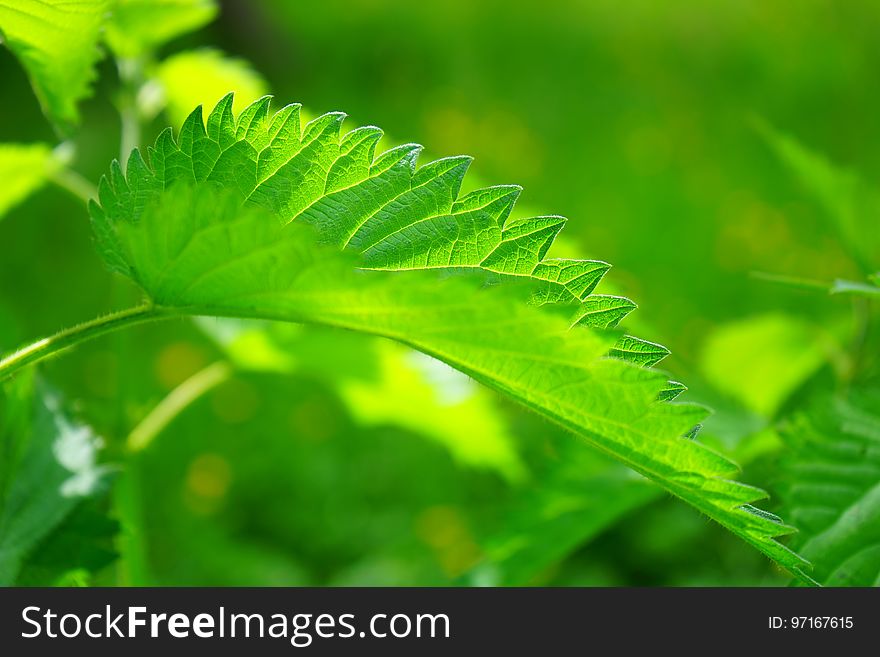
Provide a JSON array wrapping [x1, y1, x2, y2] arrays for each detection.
[[777, 392, 880, 585], [105, 0, 217, 58], [88, 94, 811, 579], [0, 376, 112, 585], [0, 0, 108, 131], [0, 143, 56, 221]]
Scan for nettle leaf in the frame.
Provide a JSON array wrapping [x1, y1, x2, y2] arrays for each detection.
[[89, 94, 811, 579], [700, 314, 828, 418], [0, 143, 57, 221], [0, 0, 108, 131], [760, 121, 880, 270], [777, 392, 880, 585], [105, 0, 217, 59], [0, 377, 112, 585], [476, 443, 661, 585]]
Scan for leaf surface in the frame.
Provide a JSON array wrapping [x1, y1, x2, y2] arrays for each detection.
[[87, 95, 811, 579], [0, 0, 108, 130], [0, 377, 111, 585], [778, 392, 880, 585], [0, 143, 56, 220], [105, 0, 217, 58]]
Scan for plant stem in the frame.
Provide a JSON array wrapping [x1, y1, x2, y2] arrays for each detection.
[[120, 105, 141, 168], [49, 167, 98, 204], [749, 270, 831, 292], [127, 361, 233, 452], [116, 58, 144, 170], [0, 305, 170, 381]]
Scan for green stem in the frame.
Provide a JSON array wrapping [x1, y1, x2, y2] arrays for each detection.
[[0, 304, 170, 381], [120, 105, 141, 168], [117, 58, 144, 170], [127, 361, 233, 452], [49, 167, 98, 204], [749, 270, 831, 292]]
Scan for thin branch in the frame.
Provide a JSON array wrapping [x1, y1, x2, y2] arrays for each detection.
[[127, 361, 233, 452], [0, 305, 170, 381], [49, 166, 98, 204]]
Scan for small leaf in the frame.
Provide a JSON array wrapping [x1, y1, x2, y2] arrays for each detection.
[[0, 0, 108, 131], [0, 143, 57, 221], [105, 0, 217, 58], [701, 314, 827, 417]]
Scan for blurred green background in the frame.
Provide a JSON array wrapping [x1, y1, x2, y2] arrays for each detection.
[[2, 0, 878, 586]]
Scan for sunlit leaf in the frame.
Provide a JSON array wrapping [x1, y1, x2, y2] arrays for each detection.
[[106, 0, 217, 58], [0, 143, 56, 221], [701, 314, 828, 418], [0, 378, 111, 585], [0, 0, 108, 131], [81, 95, 813, 579]]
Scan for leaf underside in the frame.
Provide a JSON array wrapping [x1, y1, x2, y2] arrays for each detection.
[[89, 93, 811, 580]]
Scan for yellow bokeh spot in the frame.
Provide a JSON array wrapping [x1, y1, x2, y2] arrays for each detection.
[[184, 453, 232, 516], [155, 341, 207, 389]]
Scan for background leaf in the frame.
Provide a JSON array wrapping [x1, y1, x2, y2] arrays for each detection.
[[777, 392, 880, 585], [0, 143, 56, 220], [0, 0, 108, 131], [0, 378, 113, 585], [105, 0, 218, 59]]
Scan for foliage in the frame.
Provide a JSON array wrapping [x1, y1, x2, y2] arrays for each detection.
[[0, 0, 108, 131], [79, 95, 806, 577], [1, 0, 878, 587], [776, 393, 880, 585], [0, 376, 112, 585]]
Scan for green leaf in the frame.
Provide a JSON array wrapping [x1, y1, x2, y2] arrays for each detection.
[[778, 392, 880, 585], [155, 49, 269, 128], [476, 443, 661, 585], [14, 501, 118, 586], [0, 143, 56, 221], [0, 378, 111, 585], [86, 95, 811, 579], [701, 314, 828, 418], [105, 0, 217, 58], [0, 0, 108, 131], [759, 121, 880, 270]]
